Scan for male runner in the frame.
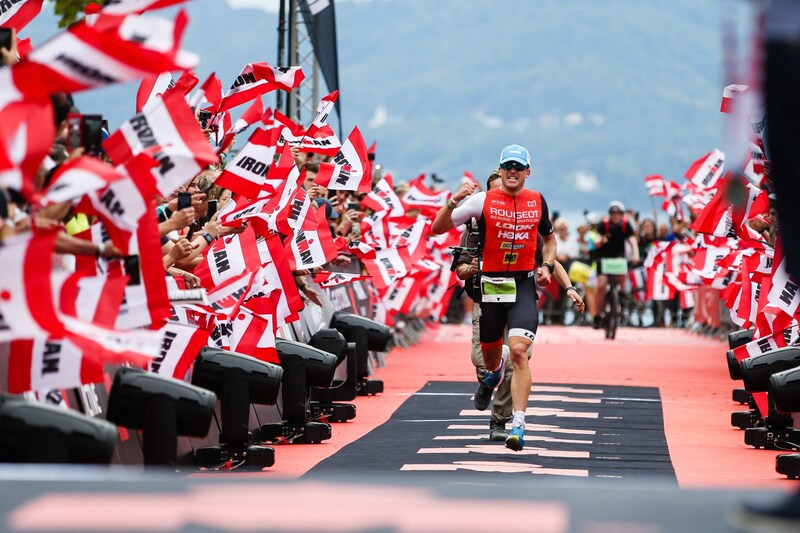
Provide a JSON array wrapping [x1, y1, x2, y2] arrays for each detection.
[[432, 144, 556, 451]]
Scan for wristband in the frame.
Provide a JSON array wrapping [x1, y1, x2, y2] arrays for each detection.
[[446, 198, 458, 210], [95, 241, 106, 258], [201, 232, 214, 245], [542, 261, 554, 274], [565, 286, 578, 293]]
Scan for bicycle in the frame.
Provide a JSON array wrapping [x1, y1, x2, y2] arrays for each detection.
[[599, 258, 629, 340]]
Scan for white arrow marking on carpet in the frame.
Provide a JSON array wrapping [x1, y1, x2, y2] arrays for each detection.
[[459, 408, 599, 419], [417, 445, 590, 459], [401, 461, 589, 476], [531, 385, 604, 394], [446, 424, 596, 435], [433, 435, 593, 445]]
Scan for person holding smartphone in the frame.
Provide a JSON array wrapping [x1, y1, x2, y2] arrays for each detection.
[[0, 27, 20, 67]]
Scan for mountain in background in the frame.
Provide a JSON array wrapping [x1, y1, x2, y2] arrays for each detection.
[[24, 0, 753, 218]]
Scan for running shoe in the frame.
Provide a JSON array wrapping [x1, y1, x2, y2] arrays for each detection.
[[481, 345, 510, 389], [505, 426, 525, 451]]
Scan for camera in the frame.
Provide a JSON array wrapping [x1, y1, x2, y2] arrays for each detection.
[[198, 110, 212, 130]]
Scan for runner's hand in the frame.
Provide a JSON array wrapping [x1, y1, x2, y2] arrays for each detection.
[[453, 181, 477, 202], [568, 290, 585, 314], [536, 266, 551, 286]]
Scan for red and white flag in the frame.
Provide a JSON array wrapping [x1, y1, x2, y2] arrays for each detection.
[[229, 305, 279, 364], [382, 276, 422, 316], [0, 0, 43, 31], [214, 127, 281, 199], [194, 228, 262, 289], [300, 90, 340, 155], [188, 71, 222, 112], [288, 207, 339, 269], [7, 337, 103, 394], [767, 240, 800, 318], [219, 62, 304, 112], [216, 97, 265, 154], [205, 271, 254, 319], [691, 184, 732, 237], [0, 231, 65, 340], [79, 155, 158, 255], [644, 174, 666, 196], [685, 149, 726, 189], [104, 89, 218, 196], [312, 271, 371, 288], [314, 126, 372, 191], [402, 174, 449, 215], [255, 235, 303, 326], [58, 272, 128, 328], [39, 156, 125, 207], [364, 245, 416, 289], [721, 84, 749, 113], [147, 321, 210, 379], [15, 10, 197, 97], [361, 173, 406, 217], [136, 71, 174, 113]]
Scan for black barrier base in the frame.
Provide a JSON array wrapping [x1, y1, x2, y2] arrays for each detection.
[[195, 444, 275, 471], [745, 427, 800, 451], [357, 378, 384, 396], [776, 453, 800, 479], [732, 410, 762, 430], [259, 421, 331, 444], [310, 402, 356, 423], [732, 388, 752, 405]]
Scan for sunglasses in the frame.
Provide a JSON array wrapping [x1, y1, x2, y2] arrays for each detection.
[[500, 161, 528, 171]]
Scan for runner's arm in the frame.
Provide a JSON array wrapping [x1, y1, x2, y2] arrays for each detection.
[[431, 185, 482, 234]]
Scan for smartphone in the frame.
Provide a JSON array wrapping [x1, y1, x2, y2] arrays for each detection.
[[0, 28, 12, 51], [177, 191, 192, 211], [67, 114, 83, 150], [206, 199, 218, 221], [123, 255, 141, 286], [82, 114, 104, 154], [198, 110, 212, 130], [346, 202, 361, 211]]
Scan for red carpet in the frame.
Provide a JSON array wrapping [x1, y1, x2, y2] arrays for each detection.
[[259, 324, 795, 489]]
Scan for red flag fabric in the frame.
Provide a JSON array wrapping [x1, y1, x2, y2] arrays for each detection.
[[0, 97, 54, 200], [104, 89, 218, 196], [0, 0, 43, 31], [314, 126, 372, 192]]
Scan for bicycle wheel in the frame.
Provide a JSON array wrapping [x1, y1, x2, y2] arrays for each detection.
[[605, 285, 619, 340]]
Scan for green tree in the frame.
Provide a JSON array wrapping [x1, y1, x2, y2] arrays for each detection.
[[52, 0, 95, 28]]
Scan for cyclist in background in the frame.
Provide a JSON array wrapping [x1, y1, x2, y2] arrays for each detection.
[[593, 201, 640, 329]]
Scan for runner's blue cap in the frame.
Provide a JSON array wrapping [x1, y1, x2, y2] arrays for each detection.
[[499, 144, 531, 167]]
